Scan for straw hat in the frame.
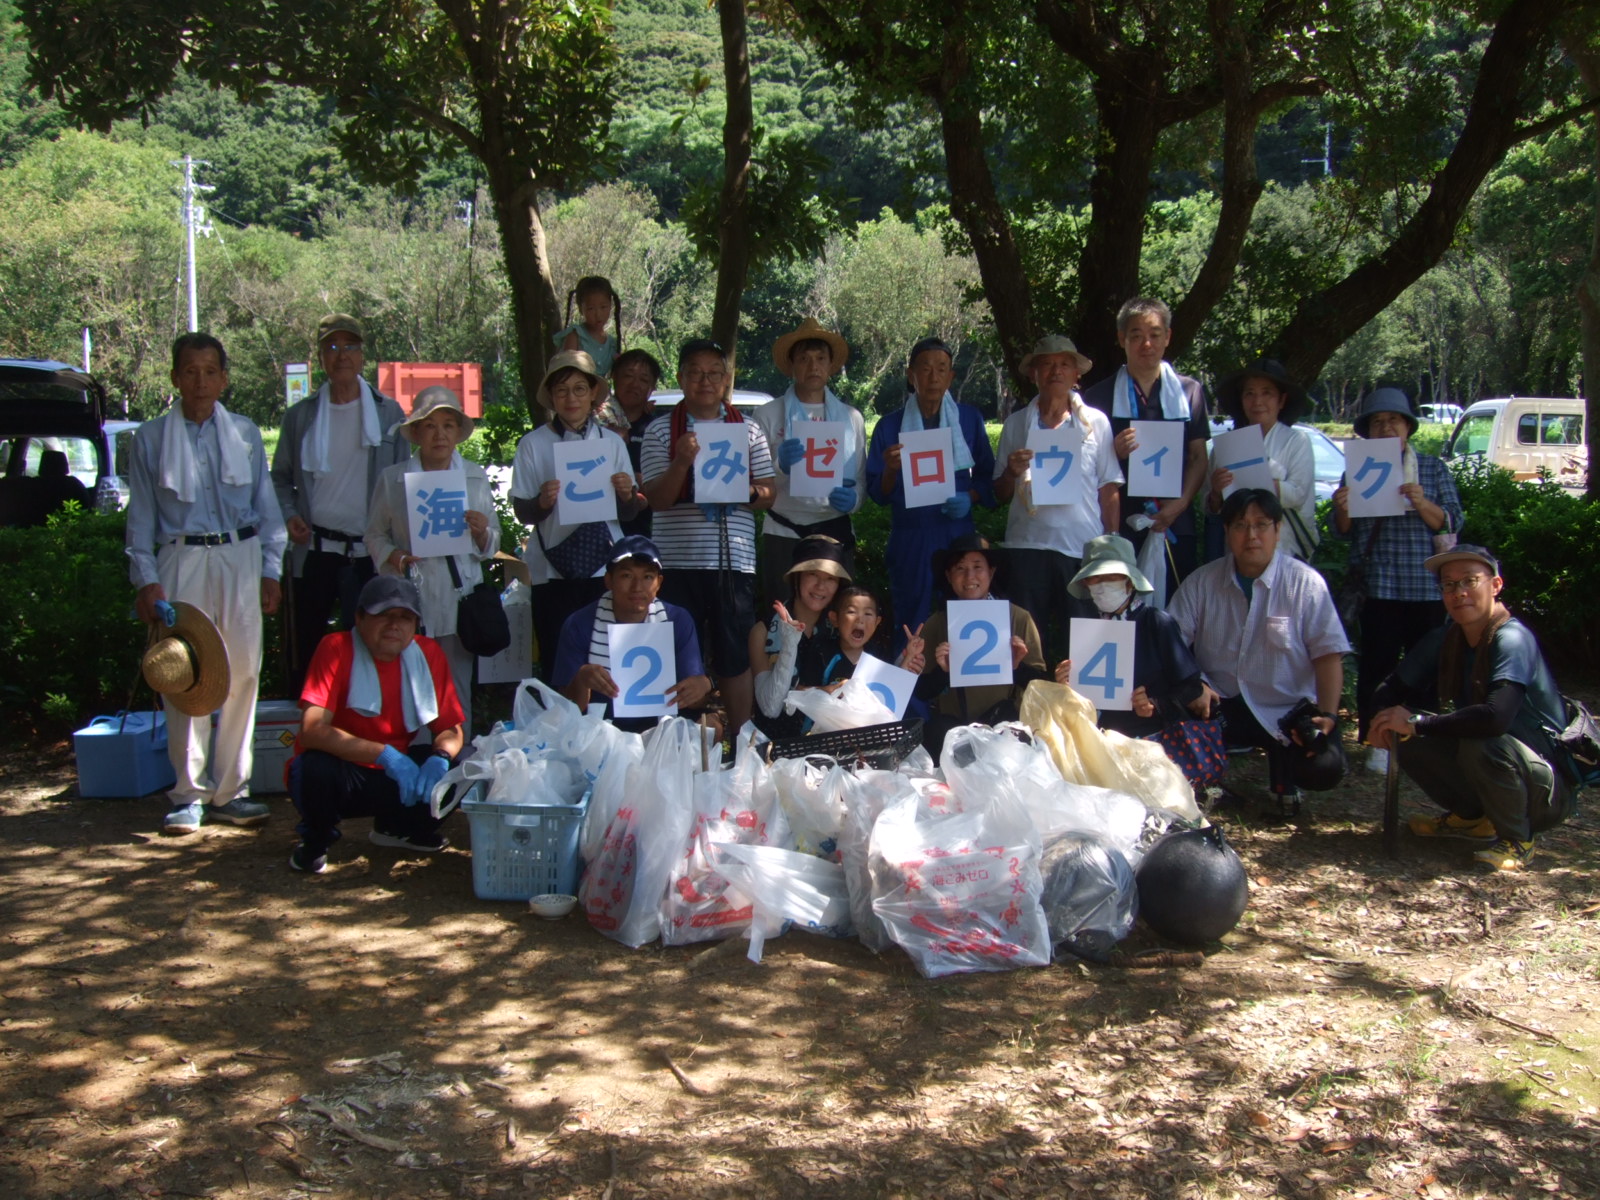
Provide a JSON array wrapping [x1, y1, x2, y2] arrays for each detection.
[[537, 350, 610, 413], [400, 385, 474, 440], [141, 603, 230, 717], [772, 318, 849, 376], [1019, 335, 1092, 377], [1068, 534, 1153, 599]]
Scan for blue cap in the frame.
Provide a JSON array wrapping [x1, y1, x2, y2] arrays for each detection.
[[607, 535, 662, 570]]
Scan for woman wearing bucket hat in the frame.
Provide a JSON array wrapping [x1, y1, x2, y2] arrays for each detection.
[[511, 351, 648, 675], [1051, 535, 1209, 744], [912, 533, 1048, 762], [1332, 387, 1464, 765], [365, 386, 499, 734], [1206, 359, 1318, 560], [748, 535, 850, 738]]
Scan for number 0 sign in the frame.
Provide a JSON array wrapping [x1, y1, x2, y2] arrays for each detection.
[[1068, 617, 1136, 711], [607, 621, 677, 718], [947, 599, 1013, 688]]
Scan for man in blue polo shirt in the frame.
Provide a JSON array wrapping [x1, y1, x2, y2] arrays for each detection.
[[552, 536, 714, 733]]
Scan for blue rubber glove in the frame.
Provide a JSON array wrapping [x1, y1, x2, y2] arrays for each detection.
[[377, 745, 421, 804], [415, 755, 451, 809], [827, 484, 856, 514], [698, 502, 731, 523], [154, 600, 178, 628], [776, 437, 805, 474], [941, 492, 972, 521]]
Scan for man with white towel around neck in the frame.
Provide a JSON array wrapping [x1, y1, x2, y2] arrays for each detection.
[[125, 332, 287, 836], [288, 575, 464, 874], [272, 314, 410, 693], [1083, 297, 1210, 594]]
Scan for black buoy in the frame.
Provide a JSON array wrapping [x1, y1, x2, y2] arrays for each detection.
[[1135, 825, 1249, 945]]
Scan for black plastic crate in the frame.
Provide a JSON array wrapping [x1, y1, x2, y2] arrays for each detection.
[[764, 719, 924, 770]]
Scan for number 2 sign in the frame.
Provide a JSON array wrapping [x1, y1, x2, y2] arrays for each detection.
[[607, 621, 677, 718], [947, 599, 1013, 687], [1068, 618, 1136, 711]]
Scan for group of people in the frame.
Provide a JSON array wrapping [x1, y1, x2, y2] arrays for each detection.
[[122, 282, 1577, 878]]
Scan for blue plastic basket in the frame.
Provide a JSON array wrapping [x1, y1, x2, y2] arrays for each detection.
[[460, 784, 588, 902]]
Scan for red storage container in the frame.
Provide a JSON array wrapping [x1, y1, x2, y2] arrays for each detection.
[[377, 362, 485, 418]]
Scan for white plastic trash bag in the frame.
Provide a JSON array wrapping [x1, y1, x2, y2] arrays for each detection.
[[1135, 522, 1169, 610], [770, 754, 851, 859], [580, 726, 645, 863], [782, 674, 895, 733], [837, 768, 916, 953], [660, 739, 790, 946], [716, 842, 853, 942], [579, 717, 701, 948], [868, 789, 1051, 978]]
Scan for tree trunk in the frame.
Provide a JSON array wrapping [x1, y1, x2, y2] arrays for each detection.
[[1572, 44, 1600, 500], [486, 170, 563, 422], [934, 39, 1035, 402], [1268, 0, 1563, 385], [711, 0, 754, 381]]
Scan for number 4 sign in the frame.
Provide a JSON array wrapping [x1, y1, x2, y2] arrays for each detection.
[[607, 622, 677, 718], [1068, 617, 1136, 711], [947, 599, 1013, 687]]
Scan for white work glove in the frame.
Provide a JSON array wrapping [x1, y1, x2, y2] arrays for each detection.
[[754, 620, 803, 718]]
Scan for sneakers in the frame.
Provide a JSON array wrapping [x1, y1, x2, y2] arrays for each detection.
[[1365, 747, 1390, 774], [288, 844, 328, 874], [1275, 788, 1304, 821], [162, 801, 205, 835], [370, 829, 449, 853], [208, 797, 270, 827], [1473, 837, 1535, 872], [1408, 811, 1497, 841]]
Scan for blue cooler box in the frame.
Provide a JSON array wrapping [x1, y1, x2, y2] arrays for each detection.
[[74, 711, 176, 798]]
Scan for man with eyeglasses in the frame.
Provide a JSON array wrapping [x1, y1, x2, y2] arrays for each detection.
[[1170, 488, 1349, 817], [1368, 546, 1573, 872], [272, 314, 411, 691], [640, 339, 776, 733]]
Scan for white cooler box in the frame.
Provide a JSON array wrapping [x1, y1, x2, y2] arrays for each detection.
[[248, 700, 302, 794]]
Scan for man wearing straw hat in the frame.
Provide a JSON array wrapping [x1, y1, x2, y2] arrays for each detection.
[[272, 314, 411, 693], [127, 332, 287, 835], [993, 334, 1123, 665], [753, 318, 866, 607]]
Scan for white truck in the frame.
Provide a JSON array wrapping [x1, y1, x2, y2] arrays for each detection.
[[1442, 397, 1588, 493]]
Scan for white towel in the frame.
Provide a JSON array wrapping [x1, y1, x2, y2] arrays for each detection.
[[1109, 363, 1190, 421], [901, 391, 974, 472], [159, 402, 253, 503], [347, 634, 439, 732], [301, 378, 382, 476]]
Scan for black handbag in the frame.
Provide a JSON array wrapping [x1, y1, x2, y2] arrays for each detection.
[[1335, 519, 1383, 634], [536, 520, 616, 581], [445, 556, 511, 657]]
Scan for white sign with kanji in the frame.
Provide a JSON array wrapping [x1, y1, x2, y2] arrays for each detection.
[[404, 468, 473, 558]]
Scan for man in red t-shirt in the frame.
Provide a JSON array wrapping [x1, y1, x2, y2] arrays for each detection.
[[288, 575, 465, 873]]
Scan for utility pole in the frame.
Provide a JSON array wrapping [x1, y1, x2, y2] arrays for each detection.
[[1302, 123, 1333, 178], [172, 155, 215, 331]]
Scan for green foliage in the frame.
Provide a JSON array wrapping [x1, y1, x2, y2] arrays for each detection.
[[0, 505, 144, 732], [1451, 457, 1600, 662], [465, 405, 531, 469]]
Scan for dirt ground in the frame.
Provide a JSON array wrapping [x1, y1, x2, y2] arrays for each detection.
[[2, 723, 1598, 1200]]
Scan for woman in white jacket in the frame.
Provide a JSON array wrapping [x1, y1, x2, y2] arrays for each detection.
[[1207, 358, 1319, 560], [366, 386, 500, 734]]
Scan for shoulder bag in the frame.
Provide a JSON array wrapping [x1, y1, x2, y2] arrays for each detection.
[[446, 555, 512, 657]]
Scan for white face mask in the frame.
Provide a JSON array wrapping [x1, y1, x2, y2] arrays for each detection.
[[1088, 580, 1132, 613]]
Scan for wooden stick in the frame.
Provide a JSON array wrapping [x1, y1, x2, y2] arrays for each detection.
[[302, 1100, 408, 1153], [658, 1051, 714, 1097], [1382, 743, 1400, 858]]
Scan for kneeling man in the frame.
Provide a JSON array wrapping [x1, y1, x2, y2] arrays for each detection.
[[1169, 488, 1349, 816], [552, 535, 713, 733], [1369, 545, 1574, 872], [288, 575, 464, 873]]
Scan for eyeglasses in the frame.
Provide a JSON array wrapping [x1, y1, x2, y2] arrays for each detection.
[[682, 369, 727, 384], [323, 341, 363, 355], [1228, 521, 1277, 537], [1440, 574, 1489, 595], [549, 383, 593, 401]]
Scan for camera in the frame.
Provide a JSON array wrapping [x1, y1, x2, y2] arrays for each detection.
[[1278, 698, 1330, 753]]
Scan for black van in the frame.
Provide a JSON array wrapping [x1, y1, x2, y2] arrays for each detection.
[[0, 358, 121, 526]]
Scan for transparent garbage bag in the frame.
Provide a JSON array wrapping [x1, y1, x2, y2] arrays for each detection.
[[782, 674, 896, 733], [770, 754, 851, 859]]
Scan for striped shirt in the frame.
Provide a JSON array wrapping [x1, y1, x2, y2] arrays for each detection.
[[639, 413, 774, 572], [1341, 452, 1463, 603]]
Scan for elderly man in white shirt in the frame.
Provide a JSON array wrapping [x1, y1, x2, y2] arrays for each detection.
[[126, 332, 288, 836], [1169, 487, 1349, 817], [994, 334, 1122, 664]]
